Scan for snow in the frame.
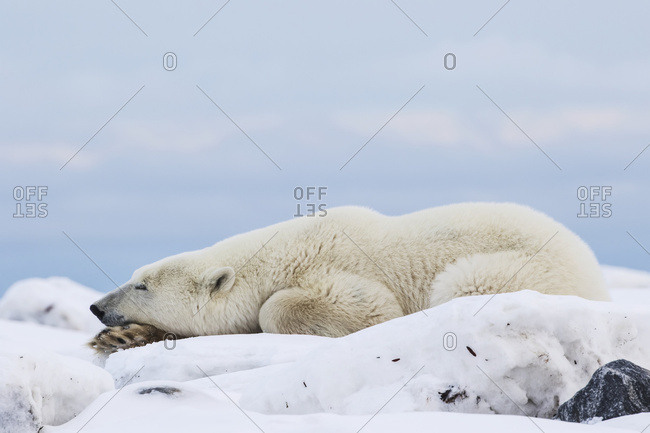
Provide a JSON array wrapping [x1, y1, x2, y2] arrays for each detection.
[[43, 386, 635, 433], [0, 319, 97, 361], [0, 320, 110, 431], [603, 265, 650, 305], [239, 291, 650, 418], [601, 412, 650, 430], [1, 265, 650, 432], [602, 265, 650, 289], [0, 277, 104, 333], [609, 287, 650, 305], [0, 348, 113, 433], [103, 333, 327, 386]]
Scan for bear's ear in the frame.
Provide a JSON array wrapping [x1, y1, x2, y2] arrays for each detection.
[[202, 267, 236, 296]]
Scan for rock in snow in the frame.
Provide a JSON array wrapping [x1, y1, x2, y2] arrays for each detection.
[[2, 270, 650, 432], [239, 291, 650, 419], [557, 360, 650, 423], [0, 277, 104, 333], [45, 289, 650, 433]]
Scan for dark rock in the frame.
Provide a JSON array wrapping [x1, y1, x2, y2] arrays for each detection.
[[439, 386, 468, 404], [557, 359, 650, 422], [137, 386, 181, 396]]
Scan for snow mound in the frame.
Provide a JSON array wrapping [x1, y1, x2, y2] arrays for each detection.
[[602, 265, 650, 289], [0, 348, 114, 433], [47, 378, 637, 433], [105, 333, 327, 387], [239, 291, 650, 419], [5, 269, 650, 433], [609, 287, 650, 306], [0, 319, 96, 361], [602, 412, 650, 430], [0, 277, 104, 332]]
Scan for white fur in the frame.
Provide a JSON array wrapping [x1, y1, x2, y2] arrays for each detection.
[[92, 203, 609, 338]]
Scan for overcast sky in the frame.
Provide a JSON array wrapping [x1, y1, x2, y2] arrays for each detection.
[[1, 1, 649, 294]]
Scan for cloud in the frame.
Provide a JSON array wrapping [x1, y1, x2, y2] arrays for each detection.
[[0, 142, 99, 169], [0, 113, 288, 171], [334, 105, 650, 151], [497, 107, 650, 145], [113, 114, 287, 153], [333, 109, 489, 149]]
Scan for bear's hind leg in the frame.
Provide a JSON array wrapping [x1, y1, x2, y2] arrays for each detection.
[[428, 250, 579, 307]]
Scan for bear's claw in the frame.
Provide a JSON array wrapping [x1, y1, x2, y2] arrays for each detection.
[[88, 323, 169, 354]]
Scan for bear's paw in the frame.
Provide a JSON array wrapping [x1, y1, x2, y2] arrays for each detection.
[[88, 323, 168, 354]]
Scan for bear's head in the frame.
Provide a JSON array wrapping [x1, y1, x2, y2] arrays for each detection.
[[89, 252, 260, 337]]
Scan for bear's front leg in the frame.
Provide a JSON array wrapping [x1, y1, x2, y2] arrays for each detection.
[[88, 323, 169, 354], [259, 276, 404, 338]]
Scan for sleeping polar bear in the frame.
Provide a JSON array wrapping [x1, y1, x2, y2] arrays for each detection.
[[89, 203, 609, 352]]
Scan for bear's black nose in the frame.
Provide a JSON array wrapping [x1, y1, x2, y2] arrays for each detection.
[[90, 304, 105, 320]]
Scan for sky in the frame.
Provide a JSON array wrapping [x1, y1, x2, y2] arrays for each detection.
[[1, 0, 649, 294]]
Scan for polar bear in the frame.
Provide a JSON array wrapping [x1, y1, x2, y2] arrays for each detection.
[[89, 203, 609, 352]]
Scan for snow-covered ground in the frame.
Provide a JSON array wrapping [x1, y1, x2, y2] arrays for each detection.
[[1, 265, 649, 433], [0, 277, 104, 333]]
